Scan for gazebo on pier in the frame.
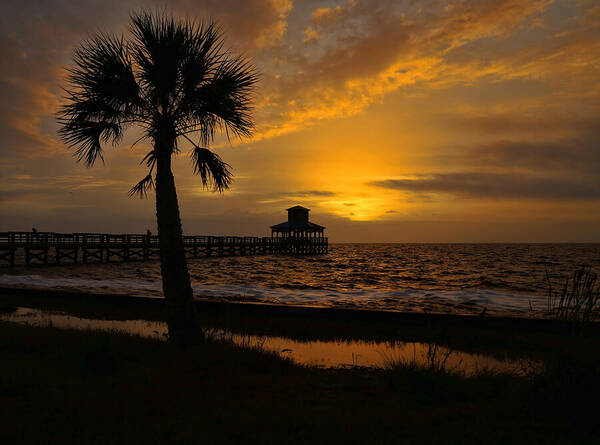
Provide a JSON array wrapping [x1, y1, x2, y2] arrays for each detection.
[[270, 206, 327, 254]]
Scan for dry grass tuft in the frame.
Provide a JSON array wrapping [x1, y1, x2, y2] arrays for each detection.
[[546, 266, 600, 326]]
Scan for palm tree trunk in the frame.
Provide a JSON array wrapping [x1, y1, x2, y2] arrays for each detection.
[[154, 150, 198, 343]]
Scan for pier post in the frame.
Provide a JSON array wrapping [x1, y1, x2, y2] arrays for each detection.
[[0, 249, 15, 267], [56, 247, 78, 265], [25, 247, 49, 265]]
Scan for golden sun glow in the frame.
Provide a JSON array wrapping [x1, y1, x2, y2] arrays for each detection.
[[298, 145, 402, 220], [320, 196, 392, 221]]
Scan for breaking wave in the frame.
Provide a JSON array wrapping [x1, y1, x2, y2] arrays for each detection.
[[1, 243, 598, 317]]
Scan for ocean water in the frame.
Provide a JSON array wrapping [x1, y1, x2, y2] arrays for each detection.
[[1, 244, 599, 317]]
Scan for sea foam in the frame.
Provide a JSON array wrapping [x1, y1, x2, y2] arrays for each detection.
[[0, 273, 547, 316]]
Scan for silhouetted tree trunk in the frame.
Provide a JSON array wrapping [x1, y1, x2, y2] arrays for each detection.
[[59, 13, 255, 344], [154, 138, 198, 343]]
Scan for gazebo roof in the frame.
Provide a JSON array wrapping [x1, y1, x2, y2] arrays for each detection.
[[286, 205, 310, 212], [270, 221, 325, 231]]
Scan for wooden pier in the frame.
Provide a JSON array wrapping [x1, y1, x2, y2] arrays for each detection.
[[0, 231, 328, 267]]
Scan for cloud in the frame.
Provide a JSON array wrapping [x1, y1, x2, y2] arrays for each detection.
[[310, 3, 350, 26], [3, 0, 598, 156], [1, 0, 600, 241], [369, 172, 600, 200], [291, 190, 336, 197], [268, 189, 337, 199], [0, 190, 41, 203], [168, 0, 296, 49], [431, 134, 600, 177], [471, 140, 600, 174], [0, 0, 296, 163], [251, 0, 567, 140], [437, 113, 600, 136], [251, 0, 293, 47], [302, 26, 320, 43], [252, 189, 337, 206]]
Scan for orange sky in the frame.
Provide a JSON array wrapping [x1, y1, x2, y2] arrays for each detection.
[[1, 0, 599, 242]]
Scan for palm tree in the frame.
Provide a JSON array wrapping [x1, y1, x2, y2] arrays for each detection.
[[58, 11, 257, 343]]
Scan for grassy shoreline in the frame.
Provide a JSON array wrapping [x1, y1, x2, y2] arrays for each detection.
[[1, 286, 598, 358], [1, 287, 599, 442], [0, 320, 597, 443]]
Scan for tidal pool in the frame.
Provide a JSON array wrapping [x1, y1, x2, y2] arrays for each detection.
[[1, 307, 536, 375]]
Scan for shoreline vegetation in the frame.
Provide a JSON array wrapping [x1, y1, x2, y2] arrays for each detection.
[[2, 286, 598, 354], [1, 286, 599, 442]]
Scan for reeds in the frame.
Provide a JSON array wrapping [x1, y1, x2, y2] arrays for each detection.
[[379, 342, 462, 375], [546, 266, 600, 325]]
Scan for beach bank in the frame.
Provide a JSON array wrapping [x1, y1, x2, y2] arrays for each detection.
[[1, 306, 599, 443], [1, 286, 598, 360], [2, 286, 600, 443]]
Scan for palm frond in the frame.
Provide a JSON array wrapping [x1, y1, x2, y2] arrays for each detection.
[[58, 32, 144, 166], [211, 55, 258, 139], [63, 33, 142, 117], [190, 144, 233, 193], [58, 119, 123, 167], [130, 10, 188, 112], [128, 174, 155, 198], [178, 53, 258, 145], [59, 10, 256, 197], [176, 22, 224, 109], [140, 150, 157, 168]]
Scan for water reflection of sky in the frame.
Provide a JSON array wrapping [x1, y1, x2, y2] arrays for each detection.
[[1, 307, 536, 376]]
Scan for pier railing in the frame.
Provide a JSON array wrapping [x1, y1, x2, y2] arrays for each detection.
[[0, 231, 328, 266]]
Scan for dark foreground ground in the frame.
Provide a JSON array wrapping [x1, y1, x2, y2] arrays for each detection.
[[1, 288, 599, 443]]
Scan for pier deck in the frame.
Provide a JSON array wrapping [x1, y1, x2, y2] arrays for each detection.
[[0, 232, 328, 267]]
